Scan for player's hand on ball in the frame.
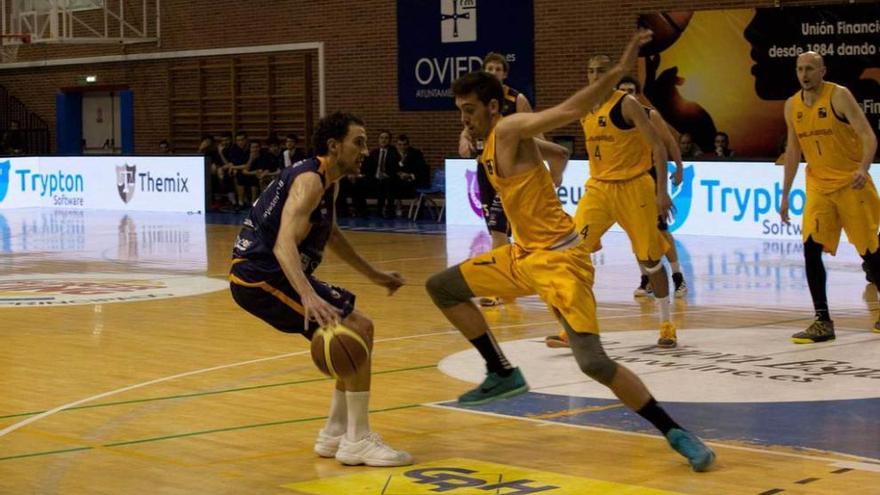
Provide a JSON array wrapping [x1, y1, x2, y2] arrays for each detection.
[[302, 290, 341, 328], [371, 270, 405, 295]]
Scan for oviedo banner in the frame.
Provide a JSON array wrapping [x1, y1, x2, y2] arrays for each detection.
[[637, 4, 880, 158], [397, 0, 534, 111]]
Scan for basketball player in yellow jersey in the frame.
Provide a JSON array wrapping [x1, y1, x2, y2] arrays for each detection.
[[545, 55, 677, 349], [617, 75, 688, 299], [460, 51, 569, 307], [780, 52, 880, 344], [426, 31, 715, 472]]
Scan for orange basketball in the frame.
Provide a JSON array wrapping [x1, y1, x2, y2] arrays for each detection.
[[637, 11, 693, 56], [310, 323, 370, 379]]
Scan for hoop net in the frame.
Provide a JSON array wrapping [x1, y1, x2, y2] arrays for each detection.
[[1, 34, 31, 63]]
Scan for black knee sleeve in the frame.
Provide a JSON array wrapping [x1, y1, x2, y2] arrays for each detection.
[[425, 265, 475, 308], [562, 322, 618, 386]]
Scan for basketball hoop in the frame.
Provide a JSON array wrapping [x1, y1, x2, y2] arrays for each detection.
[[0, 34, 31, 63]]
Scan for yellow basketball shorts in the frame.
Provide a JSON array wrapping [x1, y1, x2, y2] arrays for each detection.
[[458, 241, 599, 334], [574, 174, 669, 261], [803, 179, 880, 255]]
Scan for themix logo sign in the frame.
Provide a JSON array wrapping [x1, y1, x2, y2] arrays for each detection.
[[116, 163, 136, 203]]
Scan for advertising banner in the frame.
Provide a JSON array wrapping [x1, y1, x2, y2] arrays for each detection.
[[637, 4, 880, 158], [397, 0, 534, 110], [445, 158, 880, 242], [0, 156, 205, 212]]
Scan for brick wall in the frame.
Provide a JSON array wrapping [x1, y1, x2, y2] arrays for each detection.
[[0, 0, 844, 165]]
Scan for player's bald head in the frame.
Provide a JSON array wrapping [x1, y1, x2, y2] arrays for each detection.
[[797, 51, 824, 68]]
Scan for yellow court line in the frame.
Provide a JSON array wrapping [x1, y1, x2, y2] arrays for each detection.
[[529, 402, 626, 420]]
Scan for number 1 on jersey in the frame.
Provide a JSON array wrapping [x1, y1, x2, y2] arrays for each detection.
[[593, 145, 601, 160], [814, 141, 822, 156]]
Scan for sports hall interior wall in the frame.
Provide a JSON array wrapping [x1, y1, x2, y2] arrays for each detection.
[[0, 0, 840, 164]]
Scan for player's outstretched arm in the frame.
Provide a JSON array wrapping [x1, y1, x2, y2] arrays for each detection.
[[497, 30, 651, 141], [625, 96, 669, 209], [832, 85, 877, 189], [650, 110, 684, 186], [536, 138, 571, 187], [780, 98, 802, 224], [328, 225, 405, 295], [274, 173, 340, 327]]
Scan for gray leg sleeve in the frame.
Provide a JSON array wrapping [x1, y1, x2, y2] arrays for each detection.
[[426, 265, 475, 308], [561, 318, 618, 386]]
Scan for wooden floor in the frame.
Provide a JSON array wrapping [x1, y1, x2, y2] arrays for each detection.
[[1, 209, 879, 494]]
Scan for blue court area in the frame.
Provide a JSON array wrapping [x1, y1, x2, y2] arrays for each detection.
[[439, 394, 880, 461]]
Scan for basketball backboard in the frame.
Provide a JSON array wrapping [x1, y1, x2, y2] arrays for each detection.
[[1, 0, 159, 47]]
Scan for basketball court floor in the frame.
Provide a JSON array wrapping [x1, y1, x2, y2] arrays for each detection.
[[1, 208, 879, 494]]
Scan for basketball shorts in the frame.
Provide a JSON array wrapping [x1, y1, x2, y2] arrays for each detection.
[[803, 179, 880, 256], [477, 163, 511, 236], [229, 260, 355, 339], [575, 174, 670, 261], [458, 239, 599, 333]]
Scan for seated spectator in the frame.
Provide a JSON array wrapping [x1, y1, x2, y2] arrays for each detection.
[[159, 139, 173, 154], [199, 135, 227, 210], [283, 134, 307, 167], [679, 132, 702, 159], [237, 140, 264, 205], [1, 120, 25, 155], [361, 130, 401, 218], [256, 138, 284, 190], [395, 134, 430, 215], [712, 131, 735, 157], [227, 132, 254, 210]]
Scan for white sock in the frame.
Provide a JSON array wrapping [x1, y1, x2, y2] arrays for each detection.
[[324, 389, 347, 436], [657, 295, 671, 322], [670, 261, 682, 274], [638, 263, 649, 276], [345, 391, 371, 442]]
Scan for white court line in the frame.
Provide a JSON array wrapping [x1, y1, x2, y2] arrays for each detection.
[[0, 306, 737, 440], [0, 329, 453, 440], [0, 303, 866, 441], [425, 402, 880, 465]]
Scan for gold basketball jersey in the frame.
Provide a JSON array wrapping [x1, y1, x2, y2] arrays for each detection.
[[791, 82, 862, 193], [580, 90, 652, 181], [480, 125, 577, 251]]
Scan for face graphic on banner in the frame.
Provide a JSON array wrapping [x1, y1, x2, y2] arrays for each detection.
[[744, 5, 880, 150], [638, 12, 719, 155]]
